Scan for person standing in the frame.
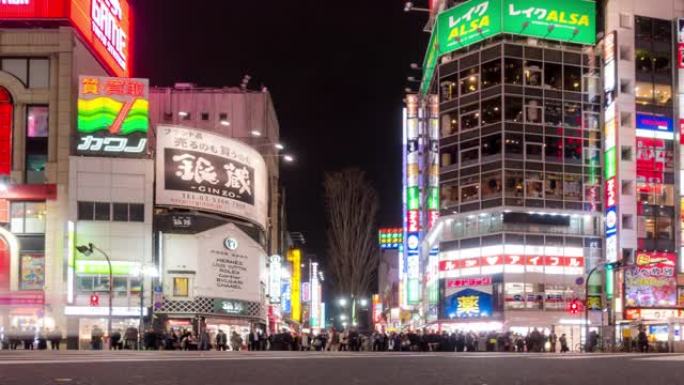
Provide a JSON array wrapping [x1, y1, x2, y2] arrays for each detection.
[[49, 328, 63, 350], [559, 334, 569, 353], [91, 325, 104, 350], [549, 332, 558, 353], [638, 328, 649, 353], [216, 329, 227, 351], [110, 329, 122, 350], [230, 331, 243, 351]]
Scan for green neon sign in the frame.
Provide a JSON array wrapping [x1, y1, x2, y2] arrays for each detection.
[[502, 0, 595, 45], [604, 147, 616, 180], [407, 186, 420, 210], [438, 0, 502, 56], [427, 187, 440, 210], [420, 0, 596, 94], [75, 260, 141, 276]]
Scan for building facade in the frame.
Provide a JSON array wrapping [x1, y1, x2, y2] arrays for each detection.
[[410, 0, 684, 349]]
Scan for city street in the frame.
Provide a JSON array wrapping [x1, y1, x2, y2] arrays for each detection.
[[0, 351, 683, 385]]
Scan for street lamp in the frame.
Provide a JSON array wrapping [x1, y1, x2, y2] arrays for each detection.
[[404, 2, 430, 12], [338, 298, 347, 307], [133, 264, 159, 349], [359, 298, 369, 307], [76, 243, 113, 340], [339, 314, 347, 321], [250, 130, 262, 137]]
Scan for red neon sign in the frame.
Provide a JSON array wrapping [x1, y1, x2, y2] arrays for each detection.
[[0, 88, 12, 176], [605, 177, 617, 207], [0, 0, 132, 78]]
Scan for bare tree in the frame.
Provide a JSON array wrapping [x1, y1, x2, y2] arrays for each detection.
[[324, 168, 379, 300]]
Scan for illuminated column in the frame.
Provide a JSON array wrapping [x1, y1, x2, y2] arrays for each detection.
[[286, 248, 301, 322], [678, 18, 684, 273], [405, 95, 421, 306]]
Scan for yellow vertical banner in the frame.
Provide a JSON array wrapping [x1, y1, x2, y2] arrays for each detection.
[[287, 248, 302, 322]]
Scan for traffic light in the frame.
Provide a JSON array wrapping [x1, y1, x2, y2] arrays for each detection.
[[568, 299, 581, 315], [89, 294, 99, 306]]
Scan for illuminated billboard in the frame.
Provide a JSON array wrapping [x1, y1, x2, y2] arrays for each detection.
[[441, 275, 503, 320], [603, 31, 619, 263], [287, 248, 302, 322], [76, 75, 148, 157], [155, 125, 268, 230], [625, 252, 677, 308], [404, 94, 421, 305], [421, 0, 596, 94], [0, 0, 132, 78], [379, 228, 403, 249]]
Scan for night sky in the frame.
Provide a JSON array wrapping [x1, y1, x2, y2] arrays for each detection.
[[133, 0, 427, 259]]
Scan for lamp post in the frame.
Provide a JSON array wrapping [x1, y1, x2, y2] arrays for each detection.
[[76, 243, 113, 340]]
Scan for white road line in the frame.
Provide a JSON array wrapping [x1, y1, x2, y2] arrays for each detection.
[[632, 355, 684, 361]]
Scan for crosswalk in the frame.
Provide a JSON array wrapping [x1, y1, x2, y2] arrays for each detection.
[[0, 350, 682, 365]]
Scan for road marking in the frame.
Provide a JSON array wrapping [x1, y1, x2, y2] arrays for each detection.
[[632, 355, 684, 361]]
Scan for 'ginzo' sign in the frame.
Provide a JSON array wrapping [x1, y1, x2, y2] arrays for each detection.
[[91, 0, 127, 71], [164, 148, 256, 205]]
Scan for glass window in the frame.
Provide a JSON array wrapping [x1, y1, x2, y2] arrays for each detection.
[[525, 171, 544, 199], [505, 170, 524, 197], [653, 19, 672, 42], [440, 73, 459, 101], [112, 203, 128, 221], [635, 16, 653, 39], [564, 138, 582, 163], [173, 277, 189, 297], [441, 112, 458, 137], [200, 112, 209, 121], [94, 202, 110, 221], [481, 134, 501, 157], [113, 277, 128, 292], [526, 142, 543, 161], [545, 173, 563, 199], [544, 63, 562, 90], [653, 52, 671, 74], [129, 204, 144, 222], [2, 58, 27, 85], [564, 66, 582, 92], [77, 276, 94, 292], [130, 278, 142, 293], [504, 58, 522, 85], [10, 202, 24, 233], [24, 202, 46, 233], [564, 103, 581, 127], [481, 172, 502, 199], [544, 100, 563, 126], [461, 146, 479, 164], [635, 49, 653, 73], [441, 184, 459, 207], [481, 60, 501, 88], [460, 68, 479, 95], [505, 133, 523, 157], [93, 276, 111, 292], [481, 97, 501, 125], [504, 96, 523, 122], [524, 97, 542, 124], [656, 217, 673, 240], [28, 59, 49, 89], [10, 201, 45, 234], [583, 112, 599, 130], [78, 201, 94, 221], [27, 106, 48, 137], [460, 184, 480, 203], [545, 137, 562, 162], [563, 174, 582, 201], [524, 61, 542, 87], [635, 81, 654, 105], [25, 154, 46, 184], [653, 83, 672, 105], [460, 103, 479, 130]]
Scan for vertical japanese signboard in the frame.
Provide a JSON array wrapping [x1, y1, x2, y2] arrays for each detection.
[[603, 32, 619, 264], [678, 18, 684, 272], [155, 125, 268, 230], [287, 248, 302, 322], [76, 75, 148, 157], [405, 95, 421, 305]]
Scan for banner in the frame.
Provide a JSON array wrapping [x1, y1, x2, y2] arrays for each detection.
[[625, 252, 677, 308], [155, 126, 268, 230]]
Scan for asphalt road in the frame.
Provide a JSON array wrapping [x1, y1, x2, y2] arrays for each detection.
[[0, 351, 683, 385]]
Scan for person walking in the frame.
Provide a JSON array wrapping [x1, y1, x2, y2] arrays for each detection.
[[559, 333, 569, 353], [638, 328, 649, 353], [110, 329, 122, 350], [124, 326, 138, 350]]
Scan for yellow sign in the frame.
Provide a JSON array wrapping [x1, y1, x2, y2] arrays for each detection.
[[287, 248, 302, 322], [457, 295, 480, 317]]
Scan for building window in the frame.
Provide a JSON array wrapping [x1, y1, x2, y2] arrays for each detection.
[[94, 202, 110, 221], [440, 74, 458, 101], [460, 184, 480, 203], [563, 174, 582, 201], [544, 63, 562, 90], [173, 277, 189, 297], [504, 133, 523, 158], [460, 104, 480, 130], [25, 105, 48, 184], [505, 170, 524, 198], [481, 134, 501, 158], [481, 97, 501, 125], [201, 112, 209, 121], [481, 60, 501, 89], [545, 173, 563, 200], [10, 201, 46, 234], [441, 112, 458, 137], [460, 67, 479, 95], [0, 58, 49, 88], [219, 113, 228, 120], [524, 61, 542, 87], [504, 96, 522, 122], [563, 65, 582, 92], [481, 172, 502, 199], [79, 201, 144, 222], [524, 97, 542, 124], [525, 172, 544, 199]]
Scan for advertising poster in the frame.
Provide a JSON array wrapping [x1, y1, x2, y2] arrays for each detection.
[[625, 252, 677, 308], [194, 222, 263, 303], [76, 75, 149, 157], [156, 126, 268, 230], [19, 254, 44, 291], [440, 275, 503, 319], [636, 137, 669, 183]]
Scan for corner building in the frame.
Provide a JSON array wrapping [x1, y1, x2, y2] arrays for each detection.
[[417, 0, 603, 345]]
